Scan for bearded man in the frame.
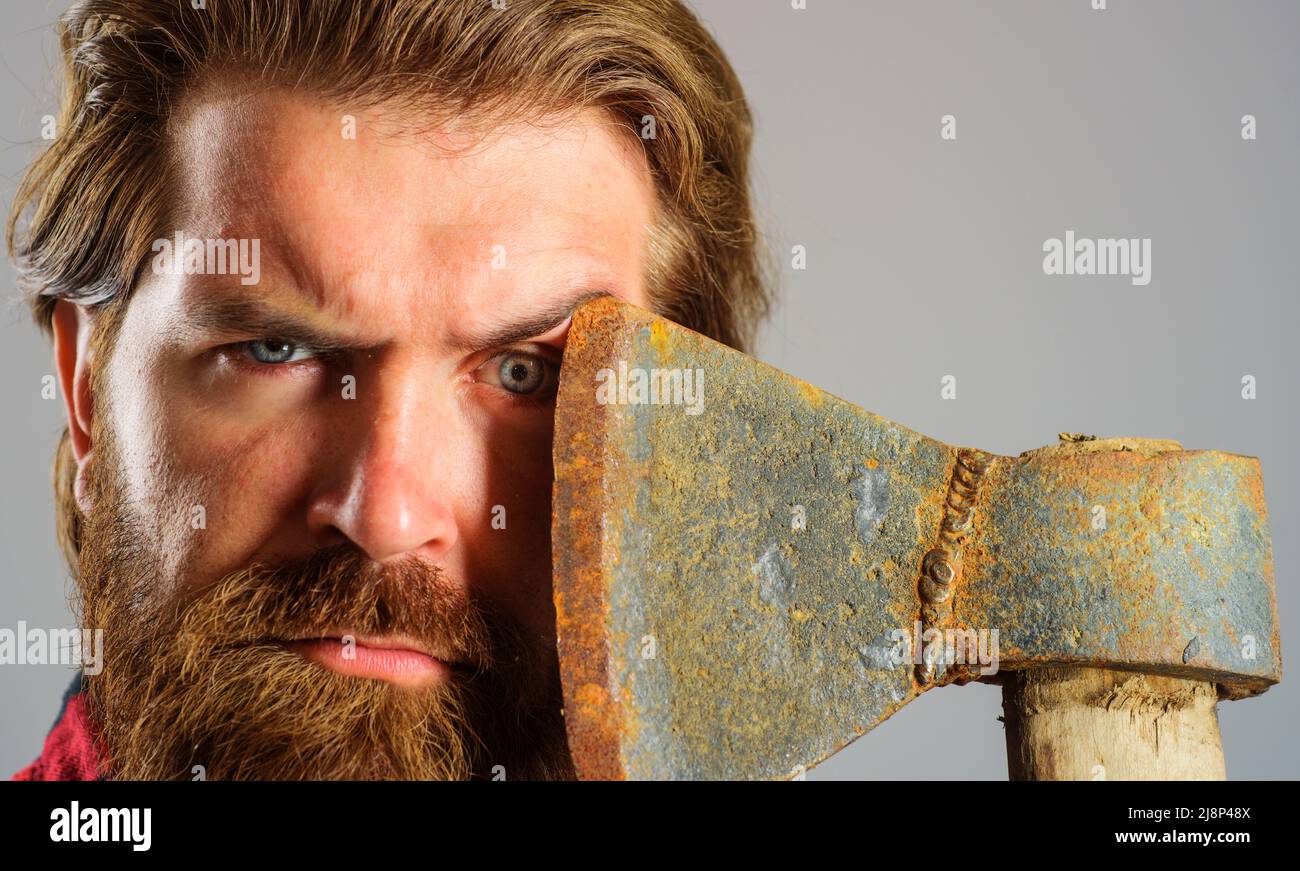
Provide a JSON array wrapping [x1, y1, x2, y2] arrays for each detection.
[[9, 0, 770, 780]]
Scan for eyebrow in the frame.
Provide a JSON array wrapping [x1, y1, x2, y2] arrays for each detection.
[[181, 287, 615, 354], [452, 288, 614, 351], [181, 294, 364, 353]]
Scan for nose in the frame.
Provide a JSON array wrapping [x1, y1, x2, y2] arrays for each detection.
[[306, 361, 460, 564]]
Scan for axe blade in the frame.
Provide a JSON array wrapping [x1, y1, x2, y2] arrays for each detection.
[[551, 297, 1279, 781]]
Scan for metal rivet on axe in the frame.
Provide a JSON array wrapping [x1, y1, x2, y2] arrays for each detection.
[[552, 298, 1281, 780]]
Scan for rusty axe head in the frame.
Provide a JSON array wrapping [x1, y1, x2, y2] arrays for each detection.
[[551, 297, 1280, 780]]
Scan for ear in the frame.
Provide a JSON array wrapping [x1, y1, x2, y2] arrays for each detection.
[[51, 298, 96, 515]]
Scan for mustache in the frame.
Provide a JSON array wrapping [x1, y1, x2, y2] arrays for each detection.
[[157, 543, 499, 675]]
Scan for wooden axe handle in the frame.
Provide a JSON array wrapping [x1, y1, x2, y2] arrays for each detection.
[[1002, 667, 1225, 780]]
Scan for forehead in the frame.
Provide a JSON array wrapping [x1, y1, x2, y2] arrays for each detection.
[[165, 86, 655, 339]]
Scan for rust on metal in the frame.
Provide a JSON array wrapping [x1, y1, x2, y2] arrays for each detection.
[[552, 297, 1281, 780], [915, 447, 995, 684]]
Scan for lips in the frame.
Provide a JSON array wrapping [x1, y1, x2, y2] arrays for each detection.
[[308, 632, 455, 662], [274, 633, 463, 688]]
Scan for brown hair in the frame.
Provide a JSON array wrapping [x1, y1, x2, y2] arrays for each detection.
[[7, 0, 772, 573]]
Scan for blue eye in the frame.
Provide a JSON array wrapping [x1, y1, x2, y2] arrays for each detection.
[[500, 355, 541, 393], [496, 353, 557, 396], [245, 339, 311, 364]]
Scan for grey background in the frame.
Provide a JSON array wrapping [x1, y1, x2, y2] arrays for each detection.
[[2, 0, 1296, 779]]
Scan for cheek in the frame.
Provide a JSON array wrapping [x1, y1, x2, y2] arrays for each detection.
[[106, 344, 330, 588], [127, 398, 319, 590], [456, 400, 557, 634]]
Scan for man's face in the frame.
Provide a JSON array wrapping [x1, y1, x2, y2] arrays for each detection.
[[60, 88, 654, 779]]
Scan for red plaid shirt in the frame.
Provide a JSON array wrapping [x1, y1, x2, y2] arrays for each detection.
[[12, 672, 106, 781]]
